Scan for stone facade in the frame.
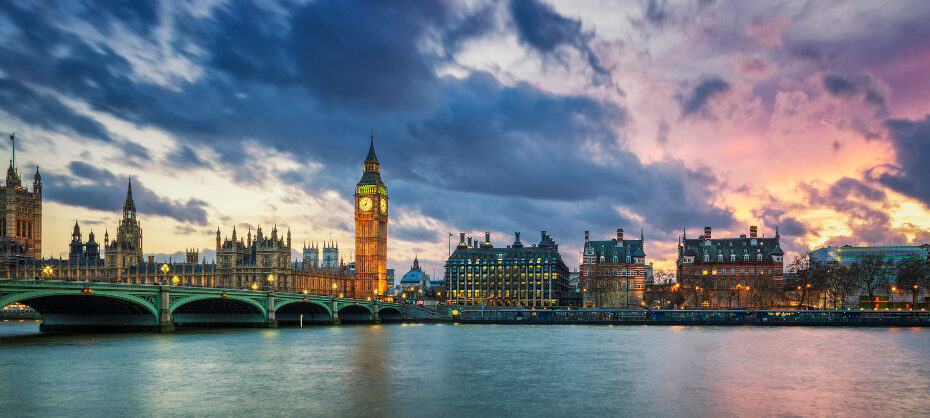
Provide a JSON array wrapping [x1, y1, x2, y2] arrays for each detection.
[[7, 140, 388, 299], [1, 154, 41, 259], [354, 135, 388, 299]]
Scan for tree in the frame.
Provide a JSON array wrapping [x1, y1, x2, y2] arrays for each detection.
[[895, 256, 930, 309], [851, 254, 890, 301]]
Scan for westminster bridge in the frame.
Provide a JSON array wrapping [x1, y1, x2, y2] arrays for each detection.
[[0, 279, 441, 332]]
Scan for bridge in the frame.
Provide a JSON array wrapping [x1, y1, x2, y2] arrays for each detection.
[[0, 279, 442, 332]]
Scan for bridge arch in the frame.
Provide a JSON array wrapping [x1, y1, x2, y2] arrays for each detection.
[[170, 294, 266, 326], [0, 290, 159, 329], [337, 303, 374, 323], [275, 300, 332, 324], [377, 306, 403, 322]]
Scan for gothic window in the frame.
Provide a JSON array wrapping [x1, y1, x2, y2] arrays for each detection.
[[612, 256, 618, 263], [717, 254, 723, 261], [626, 256, 631, 263], [730, 254, 736, 262], [756, 254, 762, 261], [743, 254, 749, 261]]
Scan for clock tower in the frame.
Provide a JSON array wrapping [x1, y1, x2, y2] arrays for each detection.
[[354, 133, 388, 299]]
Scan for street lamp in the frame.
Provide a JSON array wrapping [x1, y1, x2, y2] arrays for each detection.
[[160, 263, 169, 285], [251, 282, 259, 290], [332, 282, 338, 298], [267, 274, 274, 291], [42, 265, 53, 279], [172, 275, 180, 286]]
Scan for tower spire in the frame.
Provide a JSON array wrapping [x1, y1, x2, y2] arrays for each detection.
[[123, 177, 136, 216]]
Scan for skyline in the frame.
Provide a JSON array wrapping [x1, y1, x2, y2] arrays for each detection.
[[2, 1, 930, 275]]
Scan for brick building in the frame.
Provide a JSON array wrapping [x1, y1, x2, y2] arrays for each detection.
[[579, 228, 646, 307], [677, 226, 785, 308]]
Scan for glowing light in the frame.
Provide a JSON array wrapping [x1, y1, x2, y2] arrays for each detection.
[[160, 264, 169, 274], [171, 276, 179, 285]]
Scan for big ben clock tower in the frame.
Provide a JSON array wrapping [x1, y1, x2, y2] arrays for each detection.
[[354, 133, 388, 299]]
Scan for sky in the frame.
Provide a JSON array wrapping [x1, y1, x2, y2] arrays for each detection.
[[1, 0, 929, 277]]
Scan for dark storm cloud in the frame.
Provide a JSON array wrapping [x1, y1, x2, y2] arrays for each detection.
[[43, 161, 210, 224], [0, 79, 113, 143], [441, 3, 499, 56], [678, 77, 730, 117], [822, 74, 887, 116], [392, 225, 441, 243], [203, 0, 450, 110], [0, 0, 735, 245], [165, 145, 211, 170], [509, 0, 610, 78], [871, 115, 930, 207], [72, 0, 160, 35]]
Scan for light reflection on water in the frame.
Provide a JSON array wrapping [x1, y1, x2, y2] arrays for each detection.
[[2, 321, 929, 416]]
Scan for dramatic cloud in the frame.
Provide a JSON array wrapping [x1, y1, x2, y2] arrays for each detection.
[[509, 0, 609, 79], [0, 79, 113, 143], [822, 74, 888, 116], [2, 0, 930, 271], [43, 161, 210, 225], [678, 77, 730, 117], [871, 115, 930, 207]]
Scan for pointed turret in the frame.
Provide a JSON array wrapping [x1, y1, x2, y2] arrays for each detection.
[[33, 166, 41, 194], [365, 130, 379, 164], [123, 177, 136, 218]]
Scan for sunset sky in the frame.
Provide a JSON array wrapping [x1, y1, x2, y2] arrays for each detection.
[[1, 0, 929, 276]]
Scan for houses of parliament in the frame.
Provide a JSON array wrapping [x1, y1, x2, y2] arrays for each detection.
[[0, 138, 389, 300]]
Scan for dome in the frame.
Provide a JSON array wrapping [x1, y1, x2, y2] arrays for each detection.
[[400, 256, 430, 284]]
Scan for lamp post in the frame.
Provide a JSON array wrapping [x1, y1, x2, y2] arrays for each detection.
[[332, 282, 338, 297], [736, 284, 742, 307], [172, 275, 180, 286], [160, 263, 169, 285], [267, 274, 274, 291], [42, 265, 53, 280]]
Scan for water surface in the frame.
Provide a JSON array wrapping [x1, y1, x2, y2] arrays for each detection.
[[2, 321, 928, 416]]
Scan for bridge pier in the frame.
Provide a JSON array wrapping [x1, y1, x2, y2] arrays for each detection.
[[331, 297, 340, 325], [265, 291, 277, 328], [373, 301, 381, 324], [158, 285, 175, 333]]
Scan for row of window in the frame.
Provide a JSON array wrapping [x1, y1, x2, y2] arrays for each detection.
[[583, 256, 645, 264], [701, 267, 782, 275]]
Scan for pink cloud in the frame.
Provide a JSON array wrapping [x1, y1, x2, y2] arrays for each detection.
[[730, 54, 777, 77], [745, 16, 791, 47]]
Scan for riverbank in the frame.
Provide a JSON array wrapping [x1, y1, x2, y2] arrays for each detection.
[[456, 308, 930, 327]]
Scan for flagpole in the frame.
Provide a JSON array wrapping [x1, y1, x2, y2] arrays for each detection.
[[9, 133, 14, 168]]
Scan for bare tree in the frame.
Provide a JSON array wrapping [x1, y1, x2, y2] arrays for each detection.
[[851, 254, 890, 301]]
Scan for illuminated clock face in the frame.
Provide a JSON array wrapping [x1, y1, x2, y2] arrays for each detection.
[[379, 198, 387, 214], [359, 196, 373, 212]]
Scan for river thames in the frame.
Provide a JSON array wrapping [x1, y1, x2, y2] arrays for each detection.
[[1, 321, 929, 417]]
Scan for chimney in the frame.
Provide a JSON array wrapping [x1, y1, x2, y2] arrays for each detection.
[[485, 232, 491, 245], [541, 230, 547, 241], [467, 237, 472, 247], [459, 232, 466, 245], [617, 228, 624, 241], [749, 225, 758, 238], [704, 226, 712, 239], [584, 230, 589, 243], [515, 232, 521, 243]]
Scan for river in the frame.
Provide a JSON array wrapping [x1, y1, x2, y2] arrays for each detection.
[[1, 321, 928, 417]]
